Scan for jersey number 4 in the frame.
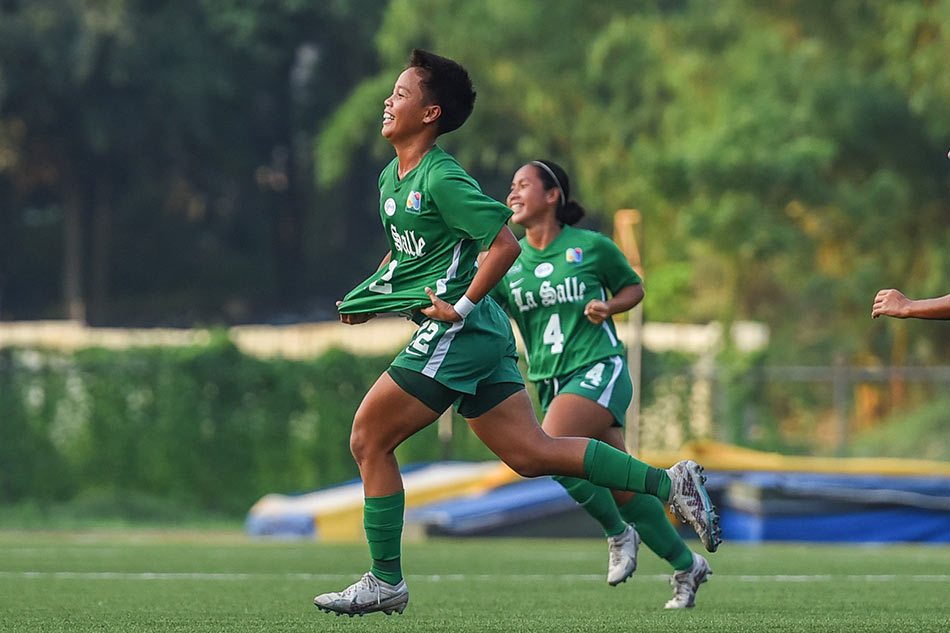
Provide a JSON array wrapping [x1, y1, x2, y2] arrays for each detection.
[[543, 314, 565, 354]]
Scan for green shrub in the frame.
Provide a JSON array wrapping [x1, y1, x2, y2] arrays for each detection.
[[0, 343, 395, 515]]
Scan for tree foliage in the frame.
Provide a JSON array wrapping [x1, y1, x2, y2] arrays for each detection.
[[0, 0, 385, 324], [2, 0, 949, 366], [317, 0, 950, 363]]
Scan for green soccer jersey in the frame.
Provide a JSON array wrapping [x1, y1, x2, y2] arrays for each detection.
[[491, 225, 641, 381], [338, 146, 513, 315]]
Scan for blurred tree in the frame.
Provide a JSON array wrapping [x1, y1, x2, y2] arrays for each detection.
[[1, 0, 948, 371], [317, 0, 950, 365], [0, 0, 385, 324]]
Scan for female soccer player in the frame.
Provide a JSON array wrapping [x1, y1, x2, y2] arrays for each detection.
[[491, 160, 710, 608], [313, 50, 720, 618]]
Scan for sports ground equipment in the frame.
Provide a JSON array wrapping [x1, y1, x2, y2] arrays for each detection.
[[313, 571, 409, 617], [667, 460, 722, 552], [665, 552, 711, 609], [606, 524, 641, 585]]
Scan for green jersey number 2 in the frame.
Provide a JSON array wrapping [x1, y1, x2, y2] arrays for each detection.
[[410, 320, 440, 354], [543, 314, 565, 354], [369, 260, 398, 295]]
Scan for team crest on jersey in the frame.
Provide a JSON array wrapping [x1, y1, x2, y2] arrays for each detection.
[[406, 191, 422, 214], [384, 197, 396, 217], [534, 262, 554, 278], [566, 247, 583, 263]]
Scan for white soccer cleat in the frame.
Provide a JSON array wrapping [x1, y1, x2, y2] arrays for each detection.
[[667, 460, 722, 552], [606, 524, 641, 586], [313, 571, 409, 617], [664, 552, 711, 609]]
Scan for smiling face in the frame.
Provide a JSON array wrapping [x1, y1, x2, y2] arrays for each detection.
[[506, 164, 561, 227], [382, 68, 441, 144]]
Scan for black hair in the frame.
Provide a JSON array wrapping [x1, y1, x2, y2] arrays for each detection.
[[408, 49, 476, 135], [530, 159, 586, 226]]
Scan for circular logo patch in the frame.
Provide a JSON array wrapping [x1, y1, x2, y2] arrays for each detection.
[[384, 197, 396, 217], [534, 262, 554, 278]]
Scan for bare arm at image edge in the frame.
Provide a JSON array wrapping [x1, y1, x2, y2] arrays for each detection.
[[871, 289, 950, 320]]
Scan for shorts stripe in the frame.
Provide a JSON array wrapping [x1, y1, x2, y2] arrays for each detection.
[[596, 356, 624, 409], [422, 320, 465, 378]]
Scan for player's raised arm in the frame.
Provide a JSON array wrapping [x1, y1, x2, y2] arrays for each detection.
[[421, 226, 520, 321], [872, 288, 950, 320], [584, 283, 644, 325]]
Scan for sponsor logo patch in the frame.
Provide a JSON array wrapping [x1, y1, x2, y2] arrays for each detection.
[[534, 262, 554, 278], [406, 191, 422, 213], [566, 247, 583, 263], [384, 197, 396, 217]]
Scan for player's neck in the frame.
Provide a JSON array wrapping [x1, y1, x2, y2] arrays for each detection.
[[393, 134, 437, 180], [525, 219, 563, 251]]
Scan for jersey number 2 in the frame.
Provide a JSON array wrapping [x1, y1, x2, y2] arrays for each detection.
[[543, 314, 565, 354], [410, 320, 440, 354], [369, 260, 398, 294]]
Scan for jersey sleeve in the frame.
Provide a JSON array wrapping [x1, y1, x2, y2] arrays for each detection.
[[428, 164, 513, 250], [595, 234, 642, 294]]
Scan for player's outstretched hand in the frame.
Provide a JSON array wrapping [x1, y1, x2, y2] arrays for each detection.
[[871, 289, 909, 319], [584, 299, 610, 325], [336, 301, 376, 325], [421, 287, 462, 322]]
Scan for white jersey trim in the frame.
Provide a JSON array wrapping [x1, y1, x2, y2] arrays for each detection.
[[598, 288, 619, 347], [435, 240, 463, 296]]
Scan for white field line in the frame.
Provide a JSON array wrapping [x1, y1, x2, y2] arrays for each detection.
[[0, 571, 948, 582]]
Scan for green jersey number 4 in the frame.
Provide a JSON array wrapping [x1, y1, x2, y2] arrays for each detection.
[[543, 314, 565, 354]]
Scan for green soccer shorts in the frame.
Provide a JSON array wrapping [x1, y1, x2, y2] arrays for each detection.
[[535, 355, 633, 426], [389, 296, 524, 417]]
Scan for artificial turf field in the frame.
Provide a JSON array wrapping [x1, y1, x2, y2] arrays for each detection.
[[0, 531, 947, 633]]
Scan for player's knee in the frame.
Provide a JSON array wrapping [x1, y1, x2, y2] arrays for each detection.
[[349, 418, 375, 464], [348, 430, 364, 464]]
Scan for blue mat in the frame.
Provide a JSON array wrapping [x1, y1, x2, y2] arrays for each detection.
[[407, 471, 950, 543]]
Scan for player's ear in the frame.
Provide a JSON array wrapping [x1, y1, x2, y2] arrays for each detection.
[[423, 104, 441, 125]]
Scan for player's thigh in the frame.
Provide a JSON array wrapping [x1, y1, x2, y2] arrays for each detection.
[[542, 393, 617, 440], [465, 390, 586, 478], [351, 371, 442, 457]]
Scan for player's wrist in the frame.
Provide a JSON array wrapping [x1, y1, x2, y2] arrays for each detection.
[[453, 295, 477, 319]]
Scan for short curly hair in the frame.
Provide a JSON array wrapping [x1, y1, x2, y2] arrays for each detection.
[[408, 49, 476, 136]]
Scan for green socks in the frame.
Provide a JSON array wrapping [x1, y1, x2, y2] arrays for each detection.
[[363, 444, 680, 586], [618, 494, 694, 571], [363, 490, 405, 585], [583, 440, 671, 500], [552, 476, 627, 537]]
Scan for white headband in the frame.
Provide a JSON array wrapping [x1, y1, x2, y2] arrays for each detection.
[[531, 161, 566, 208]]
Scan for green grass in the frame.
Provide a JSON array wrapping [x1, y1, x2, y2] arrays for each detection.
[[0, 495, 242, 531], [0, 531, 948, 632]]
